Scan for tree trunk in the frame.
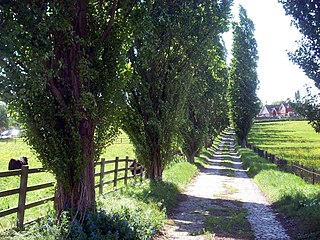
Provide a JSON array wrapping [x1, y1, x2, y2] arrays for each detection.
[[241, 137, 247, 147], [146, 147, 163, 181], [186, 154, 195, 163], [54, 160, 95, 219], [54, 119, 96, 219]]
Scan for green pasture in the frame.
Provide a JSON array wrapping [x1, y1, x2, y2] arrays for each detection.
[[0, 134, 135, 231], [249, 120, 320, 169]]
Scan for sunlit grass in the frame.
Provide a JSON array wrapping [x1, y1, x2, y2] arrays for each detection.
[[2, 146, 206, 239], [240, 147, 320, 239], [249, 120, 320, 169], [0, 134, 135, 231]]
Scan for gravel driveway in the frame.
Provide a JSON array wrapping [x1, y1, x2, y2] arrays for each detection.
[[154, 129, 291, 240]]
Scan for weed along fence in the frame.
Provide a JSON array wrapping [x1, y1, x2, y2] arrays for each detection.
[[246, 143, 320, 185], [0, 157, 143, 229], [94, 157, 143, 195]]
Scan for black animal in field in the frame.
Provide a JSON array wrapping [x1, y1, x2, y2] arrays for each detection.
[[129, 161, 143, 175], [8, 157, 28, 170]]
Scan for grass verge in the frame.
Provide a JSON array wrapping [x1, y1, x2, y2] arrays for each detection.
[[240, 147, 320, 240]]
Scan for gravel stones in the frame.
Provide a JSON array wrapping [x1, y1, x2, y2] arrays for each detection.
[[155, 130, 291, 240]]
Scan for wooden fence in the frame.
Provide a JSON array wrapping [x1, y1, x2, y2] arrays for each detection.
[[246, 143, 320, 185], [0, 166, 55, 229], [0, 157, 143, 229]]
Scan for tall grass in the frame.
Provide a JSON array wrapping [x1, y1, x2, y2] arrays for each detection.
[[240, 147, 320, 239], [249, 120, 320, 169]]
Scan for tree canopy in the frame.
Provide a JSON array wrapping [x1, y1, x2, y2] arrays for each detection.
[[279, 1, 320, 133], [279, 0, 320, 85], [228, 5, 259, 146], [123, 0, 232, 179], [0, 101, 8, 130], [181, 41, 229, 162], [0, 0, 137, 217]]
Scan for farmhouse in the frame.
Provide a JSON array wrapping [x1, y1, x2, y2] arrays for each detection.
[[258, 103, 294, 118]]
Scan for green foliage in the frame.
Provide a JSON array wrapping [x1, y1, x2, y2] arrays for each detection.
[[0, 102, 8, 131], [228, 5, 259, 146], [181, 41, 230, 161], [278, 0, 320, 85], [3, 207, 163, 240], [290, 87, 320, 132], [0, 0, 137, 212], [163, 161, 198, 192], [279, 1, 320, 135], [123, 0, 232, 179], [240, 147, 320, 239]]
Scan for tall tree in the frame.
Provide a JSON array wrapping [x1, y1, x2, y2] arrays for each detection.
[[278, 0, 319, 84], [0, 1, 136, 218], [204, 43, 230, 145], [181, 41, 229, 162], [228, 5, 259, 147], [279, 1, 320, 131], [123, 0, 232, 179]]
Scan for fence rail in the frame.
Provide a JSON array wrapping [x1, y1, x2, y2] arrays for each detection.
[[0, 157, 143, 229], [246, 143, 320, 185]]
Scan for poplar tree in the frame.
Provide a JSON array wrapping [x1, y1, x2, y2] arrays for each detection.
[[0, 0, 137, 217], [123, 0, 232, 179], [228, 5, 259, 147], [181, 42, 229, 162]]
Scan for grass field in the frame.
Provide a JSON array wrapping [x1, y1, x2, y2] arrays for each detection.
[[248, 120, 320, 169], [0, 133, 135, 231]]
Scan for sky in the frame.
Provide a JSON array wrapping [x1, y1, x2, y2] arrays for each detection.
[[223, 0, 317, 104]]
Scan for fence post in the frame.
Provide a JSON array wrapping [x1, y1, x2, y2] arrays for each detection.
[[300, 164, 304, 179], [99, 158, 105, 195], [17, 165, 29, 229], [133, 161, 137, 177], [114, 157, 119, 189], [124, 156, 129, 186], [312, 168, 315, 185], [140, 164, 143, 182]]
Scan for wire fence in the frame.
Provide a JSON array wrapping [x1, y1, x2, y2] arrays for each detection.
[[246, 143, 320, 185]]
